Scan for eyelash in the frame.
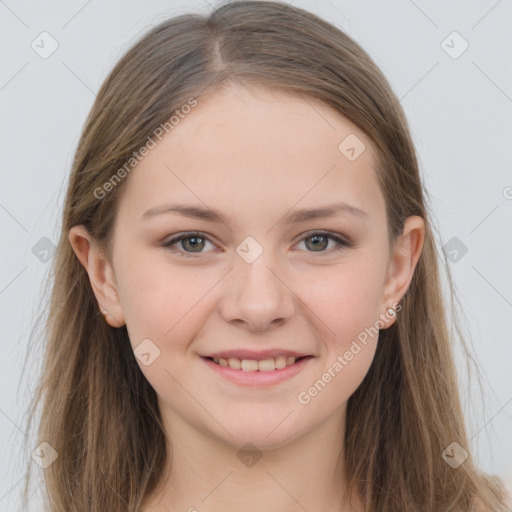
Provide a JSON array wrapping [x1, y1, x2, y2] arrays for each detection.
[[161, 230, 352, 258]]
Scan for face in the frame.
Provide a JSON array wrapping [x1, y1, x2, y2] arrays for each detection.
[[98, 84, 411, 449]]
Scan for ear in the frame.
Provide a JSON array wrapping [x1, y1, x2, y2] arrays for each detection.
[[380, 215, 425, 328], [68, 225, 125, 328]]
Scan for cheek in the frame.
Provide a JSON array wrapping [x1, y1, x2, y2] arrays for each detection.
[[115, 248, 215, 349], [117, 260, 216, 397], [294, 266, 381, 412], [294, 258, 384, 347]]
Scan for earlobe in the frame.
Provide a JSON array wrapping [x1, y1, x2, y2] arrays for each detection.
[[68, 225, 126, 328]]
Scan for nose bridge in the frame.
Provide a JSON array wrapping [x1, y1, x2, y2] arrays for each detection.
[[220, 237, 295, 329]]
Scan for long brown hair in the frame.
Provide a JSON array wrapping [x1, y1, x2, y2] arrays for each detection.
[[20, 1, 509, 510]]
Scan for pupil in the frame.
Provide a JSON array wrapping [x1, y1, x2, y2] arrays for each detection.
[[185, 237, 203, 252], [307, 235, 327, 251]]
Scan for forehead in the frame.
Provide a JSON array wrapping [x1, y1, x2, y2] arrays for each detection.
[[118, 84, 385, 227]]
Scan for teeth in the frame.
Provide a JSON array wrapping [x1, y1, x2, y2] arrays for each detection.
[[228, 357, 241, 370], [211, 355, 299, 371], [241, 359, 259, 372]]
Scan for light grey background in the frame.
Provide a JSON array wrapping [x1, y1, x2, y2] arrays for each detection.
[[1, 0, 511, 509]]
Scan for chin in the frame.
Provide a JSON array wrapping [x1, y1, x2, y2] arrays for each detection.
[[210, 414, 308, 452]]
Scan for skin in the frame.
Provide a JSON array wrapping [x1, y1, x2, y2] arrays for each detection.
[[69, 83, 425, 512]]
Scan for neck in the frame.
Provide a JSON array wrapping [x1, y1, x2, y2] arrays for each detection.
[[145, 404, 359, 512]]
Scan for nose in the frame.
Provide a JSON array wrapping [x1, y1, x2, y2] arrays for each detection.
[[219, 251, 295, 332]]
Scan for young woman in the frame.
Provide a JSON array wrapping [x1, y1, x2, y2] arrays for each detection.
[[21, 1, 510, 511]]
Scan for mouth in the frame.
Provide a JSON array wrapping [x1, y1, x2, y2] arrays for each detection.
[[200, 354, 314, 387], [202, 355, 311, 372]]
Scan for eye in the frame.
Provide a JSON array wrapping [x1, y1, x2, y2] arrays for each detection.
[[162, 231, 216, 257], [161, 230, 352, 257], [294, 231, 352, 254]]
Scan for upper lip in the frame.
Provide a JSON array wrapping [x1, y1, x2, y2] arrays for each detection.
[[202, 349, 311, 360]]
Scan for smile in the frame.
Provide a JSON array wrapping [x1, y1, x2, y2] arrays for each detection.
[[210, 355, 302, 371], [201, 355, 314, 386]]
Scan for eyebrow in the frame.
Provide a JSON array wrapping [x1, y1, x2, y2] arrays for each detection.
[[142, 201, 369, 224]]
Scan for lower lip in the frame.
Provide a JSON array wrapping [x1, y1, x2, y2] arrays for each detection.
[[201, 356, 314, 386]]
